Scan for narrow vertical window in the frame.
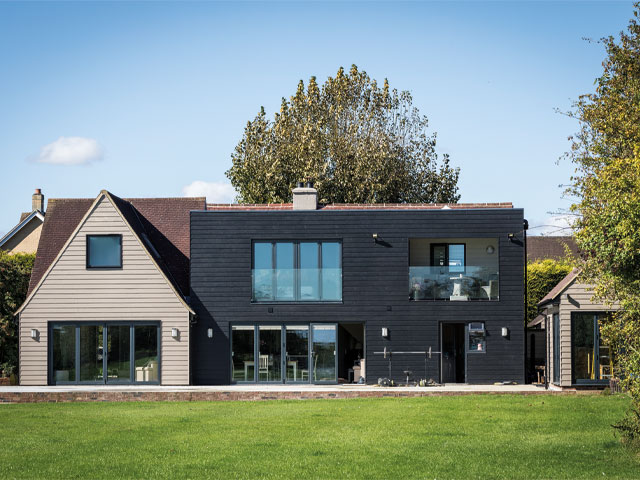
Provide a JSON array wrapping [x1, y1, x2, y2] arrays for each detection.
[[321, 242, 342, 301], [253, 242, 274, 301]]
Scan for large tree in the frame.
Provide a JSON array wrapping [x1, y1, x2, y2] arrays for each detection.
[[0, 251, 34, 378], [567, 4, 640, 442], [226, 65, 460, 204]]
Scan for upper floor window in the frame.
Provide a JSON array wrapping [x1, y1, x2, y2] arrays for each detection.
[[252, 241, 342, 302], [409, 238, 499, 301], [86, 234, 122, 269]]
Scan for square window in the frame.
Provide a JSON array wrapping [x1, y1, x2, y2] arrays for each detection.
[[87, 235, 122, 268]]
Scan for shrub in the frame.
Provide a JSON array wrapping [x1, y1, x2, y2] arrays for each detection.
[[526, 259, 573, 323]]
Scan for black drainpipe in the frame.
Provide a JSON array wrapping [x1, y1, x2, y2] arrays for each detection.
[[523, 219, 529, 384]]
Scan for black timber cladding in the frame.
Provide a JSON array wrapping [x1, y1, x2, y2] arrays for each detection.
[[190, 208, 525, 385]]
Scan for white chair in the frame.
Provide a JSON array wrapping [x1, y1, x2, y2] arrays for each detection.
[[258, 354, 270, 381]]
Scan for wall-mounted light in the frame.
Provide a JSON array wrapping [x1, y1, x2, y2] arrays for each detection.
[[508, 233, 515, 241], [30, 329, 38, 339], [486, 245, 495, 254], [372, 233, 379, 243], [502, 327, 509, 337], [172, 328, 179, 339], [382, 327, 389, 338], [207, 328, 213, 338]]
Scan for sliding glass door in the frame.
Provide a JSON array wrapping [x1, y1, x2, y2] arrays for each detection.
[[286, 326, 309, 383], [258, 325, 282, 382], [50, 322, 160, 385], [571, 313, 612, 384], [311, 324, 337, 383]]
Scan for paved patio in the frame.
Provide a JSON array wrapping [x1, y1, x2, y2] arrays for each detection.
[[0, 383, 580, 403]]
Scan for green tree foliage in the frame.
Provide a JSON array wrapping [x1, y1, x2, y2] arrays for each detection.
[[0, 251, 34, 376], [567, 3, 640, 443], [226, 65, 460, 204], [526, 259, 572, 324]]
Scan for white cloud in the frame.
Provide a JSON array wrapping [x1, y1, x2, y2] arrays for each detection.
[[34, 136, 103, 165], [182, 181, 237, 203], [529, 214, 576, 236]]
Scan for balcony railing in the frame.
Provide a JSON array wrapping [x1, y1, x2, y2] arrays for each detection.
[[409, 266, 499, 301]]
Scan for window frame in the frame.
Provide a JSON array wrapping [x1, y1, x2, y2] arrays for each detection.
[[467, 322, 486, 354], [251, 240, 343, 303], [86, 234, 123, 269]]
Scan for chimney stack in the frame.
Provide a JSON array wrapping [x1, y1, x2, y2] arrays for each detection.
[[32, 188, 44, 213], [292, 182, 318, 210]]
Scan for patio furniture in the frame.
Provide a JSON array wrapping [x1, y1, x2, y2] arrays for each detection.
[[258, 354, 270, 381]]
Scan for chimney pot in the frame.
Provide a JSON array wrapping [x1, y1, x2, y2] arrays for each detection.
[[32, 188, 44, 213], [297, 181, 305, 188], [306, 181, 314, 189]]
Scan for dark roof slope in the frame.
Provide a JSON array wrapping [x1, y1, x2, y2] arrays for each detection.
[[206, 202, 513, 211], [27, 193, 205, 298], [527, 236, 578, 263], [538, 269, 579, 306]]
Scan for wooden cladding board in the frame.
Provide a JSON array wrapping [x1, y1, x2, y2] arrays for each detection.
[[190, 208, 526, 385], [19, 196, 190, 385]]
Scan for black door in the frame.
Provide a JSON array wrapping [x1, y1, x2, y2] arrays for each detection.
[[441, 323, 466, 383]]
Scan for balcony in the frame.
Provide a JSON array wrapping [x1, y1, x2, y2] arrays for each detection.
[[409, 238, 499, 301], [409, 266, 499, 301]]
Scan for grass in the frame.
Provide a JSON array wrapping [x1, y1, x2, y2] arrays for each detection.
[[0, 395, 638, 479]]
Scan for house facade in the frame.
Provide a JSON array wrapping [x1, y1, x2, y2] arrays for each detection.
[[190, 186, 526, 385], [17, 191, 204, 386], [538, 270, 618, 388]]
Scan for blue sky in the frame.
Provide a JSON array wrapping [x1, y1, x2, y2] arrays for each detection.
[[0, 0, 634, 237]]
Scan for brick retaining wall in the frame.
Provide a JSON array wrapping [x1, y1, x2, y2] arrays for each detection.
[[0, 389, 594, 404]]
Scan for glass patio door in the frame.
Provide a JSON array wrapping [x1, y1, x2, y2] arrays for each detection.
[[258, 325, 282, 382], [106, 325, 131, 383], [285, 326, 309, 383], [311, 324, 337, 383]]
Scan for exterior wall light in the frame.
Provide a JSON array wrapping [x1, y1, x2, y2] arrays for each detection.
[[502, 327, 509, 337], [382, 327, 389, 338], [172, 328, 179, 339], [207, 328, 213, 338], [486, 245, 495, 254], [30, 329, 38, 339]]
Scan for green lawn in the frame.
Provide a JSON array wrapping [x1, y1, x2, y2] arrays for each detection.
[[0, 395, 638, 479]]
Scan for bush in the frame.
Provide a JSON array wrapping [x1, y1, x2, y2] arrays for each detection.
[[526, 259, 573, 323], [0, 251, 35, 377]]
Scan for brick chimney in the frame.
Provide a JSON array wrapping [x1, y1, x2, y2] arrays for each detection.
[[292, 182, 318, 210], [32, 188, 44, 213]]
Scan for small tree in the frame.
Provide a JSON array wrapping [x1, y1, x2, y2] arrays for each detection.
[[0, 251, 34, 377], [526, 259, 573, 324], [226, 65, 460, 204]]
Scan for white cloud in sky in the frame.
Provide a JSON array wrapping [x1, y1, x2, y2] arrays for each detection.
[[182, 180, 237, 203], [34, 136, 103, 165], [528, 214, 576, 236]]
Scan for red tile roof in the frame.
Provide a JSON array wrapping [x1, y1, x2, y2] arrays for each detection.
[[527, 236, 578, 263], [27, 194, 205, 298], [206, 202, 513, 211]]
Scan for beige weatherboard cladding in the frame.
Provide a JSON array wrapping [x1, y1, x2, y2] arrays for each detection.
[[19, 194, 191, 386], [546, 281, 617, 387]]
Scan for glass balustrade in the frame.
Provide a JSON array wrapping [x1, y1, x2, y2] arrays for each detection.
[[409, 266, 499, 301]]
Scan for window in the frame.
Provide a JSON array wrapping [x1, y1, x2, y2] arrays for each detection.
[[87, 235, 122, 268], [252, 241, 342, 302], [50, 322, 160, 385], [571, 312, 613, 384], [430, 243, 466, 272], [468, 322, 486, 353]]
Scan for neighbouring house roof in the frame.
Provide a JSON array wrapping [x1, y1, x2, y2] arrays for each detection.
[[0, 210, 45, 250], [527, 314, 546, 329], [25, 192, 205, 303], [527, 236, 578, 262], [537, 269, 580, 307], [206, 202, 514, 211]]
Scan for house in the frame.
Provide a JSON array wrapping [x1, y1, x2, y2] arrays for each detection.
[[538, 269, 617, 388], [190, 184, 526, 385], [0, 189, 46, 254], [16, 190, 204, 386]]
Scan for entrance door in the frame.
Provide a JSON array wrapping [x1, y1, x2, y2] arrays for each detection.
[[311, 324, 337, 383], [441, 323, 466, 383], [285, 325, 310, 383]]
